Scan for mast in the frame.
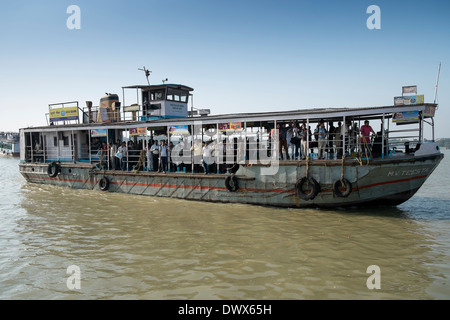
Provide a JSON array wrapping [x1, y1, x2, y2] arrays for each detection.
[[433, 62, 441, 104]]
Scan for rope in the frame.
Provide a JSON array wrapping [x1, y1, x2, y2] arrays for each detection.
[[305, 154, 310, 178]]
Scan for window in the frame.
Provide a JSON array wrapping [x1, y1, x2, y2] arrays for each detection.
[[63, 135, 69, 146], [150, 90, 165, 101], [166, 88, 188, 103]]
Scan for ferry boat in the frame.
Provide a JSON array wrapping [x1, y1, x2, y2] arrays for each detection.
[[1, 132, 20, 157], [18, 83, 443, 208]]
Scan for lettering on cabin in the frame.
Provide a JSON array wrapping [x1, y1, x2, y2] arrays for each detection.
[[387, 168, 429, 177]]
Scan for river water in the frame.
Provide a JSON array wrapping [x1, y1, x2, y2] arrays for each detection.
[[0, 151, 449, 300]]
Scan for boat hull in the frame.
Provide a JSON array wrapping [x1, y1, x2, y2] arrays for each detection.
[[18, 153, 443, 208]]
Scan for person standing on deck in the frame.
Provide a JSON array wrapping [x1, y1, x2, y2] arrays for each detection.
[[117, 142, 127, 171], [315, 121, 327, 160], [360, 120, 376, 155], [202, 141, 212, 174], [327, 121, 336, 159], [335, 121, 342, 158], [159, 140, 168, 173], [286, 121, 294, 160], [279, 123, 289, 160], [300, 123, 309, 160], [191, 139, 203, 173], [150, 140, 159, 171]]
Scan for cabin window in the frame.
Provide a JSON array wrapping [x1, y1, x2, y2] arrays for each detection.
[[166, 88, 188, 103], [150, 90, 165, 101]]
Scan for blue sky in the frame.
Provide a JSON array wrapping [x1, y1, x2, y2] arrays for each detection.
[[1, 0, 449, 138]]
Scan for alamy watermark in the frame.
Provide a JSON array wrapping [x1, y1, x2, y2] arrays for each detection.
[[66, 265, 81, 290], [366, 5, 381, 30], [66, 5, 81, 30], [169, 121, 279, 176], [366, 265, 381, 290]]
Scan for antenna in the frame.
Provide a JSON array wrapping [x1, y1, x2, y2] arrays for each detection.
[[433, 62, 441, 104], [138, 66, 151, 85]]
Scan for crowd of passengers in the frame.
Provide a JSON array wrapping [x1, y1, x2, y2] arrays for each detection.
[[92, 119, 378, 174], [274, 119, 377, 160]]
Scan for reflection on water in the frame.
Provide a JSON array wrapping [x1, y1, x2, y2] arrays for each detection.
[[0, 154, 449, 299]]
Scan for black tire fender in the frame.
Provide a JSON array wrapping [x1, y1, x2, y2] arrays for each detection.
[[99, 177, 110, 191], [47, 162, 60, 178], [295, 177, 320, 201], [333, 178, 352, 198], [225, 175, 239, 192]]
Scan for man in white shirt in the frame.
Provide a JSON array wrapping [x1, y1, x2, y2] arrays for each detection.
[[202, 141, 212, 174], [159, 140, 168, 173], [150, 140, 159, 171], [117, 142, 127, 171]]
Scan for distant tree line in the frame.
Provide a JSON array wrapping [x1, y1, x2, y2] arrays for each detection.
[[436, 139, 450, 149]]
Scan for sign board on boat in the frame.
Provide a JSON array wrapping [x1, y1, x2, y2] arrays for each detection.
[[394, 95, 424, 106], [91, 128, 107, 137], [169, 125, 190, 135], [402, 85, 417, 95], [49, 106, 79, 122], [393, 111, 419, 123], [129, 127, 147, 136]]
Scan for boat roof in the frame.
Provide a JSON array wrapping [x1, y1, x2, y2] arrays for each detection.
[[122, 84, 194, 91], [21, 103, 437, 132]]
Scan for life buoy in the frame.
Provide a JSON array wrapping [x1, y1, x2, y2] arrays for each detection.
[[47, 162, 60, 178], [333, 178, 352, 198], [99, 177, 110, 191], [225, 175, 239, 192], [295, 177, 320, 200]]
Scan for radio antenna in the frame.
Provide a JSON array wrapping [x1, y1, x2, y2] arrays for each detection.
[[138, 66, 151, 85], [433, 62, 441, 104]]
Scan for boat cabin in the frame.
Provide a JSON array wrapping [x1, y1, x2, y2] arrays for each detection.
[[122, 84, 194, 121]]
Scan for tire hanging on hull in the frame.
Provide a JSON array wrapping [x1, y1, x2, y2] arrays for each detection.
[[295, 177, 320, 201], [225, 175, 239, 192], [47, 162, 60, 178], [99, 177, 110, 191], [333, 178, 352, 198]]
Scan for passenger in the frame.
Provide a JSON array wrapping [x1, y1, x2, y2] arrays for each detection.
[[314, 121, 327, 160], [150, 140, 159, 171], [159, 140, 168, 173], [292, 121, 301, 160], [335, 121, 343, 158], [168, 141, 175, 172], [171, 141, 183, 171], [360, 120, 376, 155], [327, 121, 336, 159], [191, 139, 203, 173], [341, 120, 351, 156], [279, 123, 289, 160], [210, 140, 217, 174], [300, 123, 309, 160], [350, 122, 359, 153], [286, 121, 294, 160], [110, 142, 118, 170], [202, 141, 212, 174], [117, 142, 127, 171], [146, 142, 152, 171], [308, 126, 314, 155]]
